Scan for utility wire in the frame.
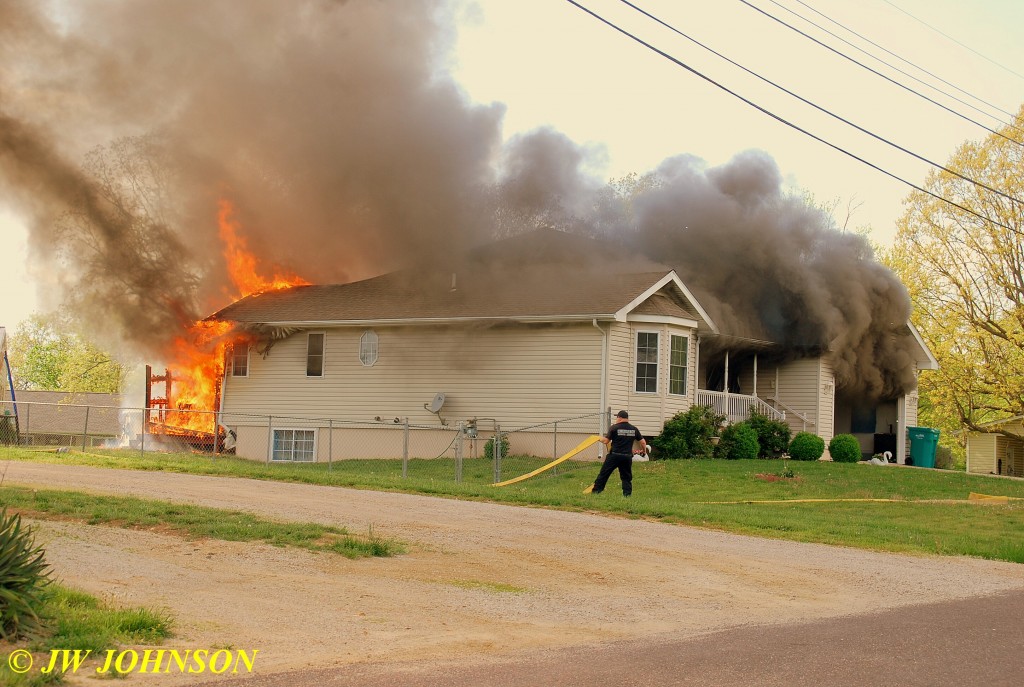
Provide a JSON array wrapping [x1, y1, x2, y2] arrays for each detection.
[[880, 0, 1024, 83], [780, 0, 1020, 127], [738, 0, 1024, 149], [618, 0, 1023, 207], [563, 0, 1022, 235]]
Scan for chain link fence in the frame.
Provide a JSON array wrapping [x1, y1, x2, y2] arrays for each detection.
[[1, 400, 611, 485]]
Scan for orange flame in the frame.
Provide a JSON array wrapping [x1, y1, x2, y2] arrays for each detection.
[[156, 200, 309, 435], [218, 199, 309, 298]]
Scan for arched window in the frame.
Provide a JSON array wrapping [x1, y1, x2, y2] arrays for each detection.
[[359, 330, 379, 367]]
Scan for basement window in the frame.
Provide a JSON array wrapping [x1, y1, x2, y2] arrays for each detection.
[[272, 429, 315, 462], [635, 331, 659, 394], [229, 344, 249, 377], [306, 332, 325, 377], [359, 330, 379, 367], [669, 335, 688, 396]]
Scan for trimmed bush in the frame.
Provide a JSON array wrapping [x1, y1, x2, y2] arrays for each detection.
[[650, 406, 725, 460], [746, 409, 791, 458], [484, 435, 510, 460], [788, 432, 825, 461], [0, 509, 52, 639], [715, 422, 760, 460], [828, 434, 862, 463]]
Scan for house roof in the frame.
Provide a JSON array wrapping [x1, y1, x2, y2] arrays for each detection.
[[212, 230, 717, 330]]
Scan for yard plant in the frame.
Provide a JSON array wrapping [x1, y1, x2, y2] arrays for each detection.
[[828, 434, 862, 463], [746, 409, 791, 458], [651, 406, 725, 459], [789, 432, 825, 461], [715, 422, 759, 460], [0, 509, 51, 639]]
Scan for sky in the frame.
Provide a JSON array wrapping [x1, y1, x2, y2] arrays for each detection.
[[2, 0, 1023, 331]]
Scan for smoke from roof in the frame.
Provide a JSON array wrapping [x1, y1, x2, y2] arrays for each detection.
[[0, 0, 916, 397]]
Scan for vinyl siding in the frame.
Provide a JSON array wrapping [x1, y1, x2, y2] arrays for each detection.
[[772, 358, 821, 436], [904, 390, 919, 429], [997, 432, 1024, 476], [223, 322, 603, 429], [818, 356, 836, 445], [967, 433, 997, 474], [607, 321, 697, 437]]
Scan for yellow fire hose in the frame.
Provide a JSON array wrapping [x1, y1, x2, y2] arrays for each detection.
[[492, 435, 601, 487]]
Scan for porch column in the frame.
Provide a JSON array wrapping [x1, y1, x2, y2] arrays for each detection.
[[724, 350, 730, 419], [694, 335, 701, 394], [896, 395, 907, 464], [752, 354, 758, 397]]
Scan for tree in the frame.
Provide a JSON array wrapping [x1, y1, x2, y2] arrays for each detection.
[[890, 105, 1024, 440], [6, 313, 127, 393]]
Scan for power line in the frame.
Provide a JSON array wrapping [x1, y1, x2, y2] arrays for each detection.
[[738, 0, 1024, 150], [880, 0, 1024, 83], [562, 0, 1022, 235], [780, 0, 1020, 127], [617, 0, 1023, 207]]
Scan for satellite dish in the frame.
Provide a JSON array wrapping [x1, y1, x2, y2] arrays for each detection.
[[427, 392, 446, 413]]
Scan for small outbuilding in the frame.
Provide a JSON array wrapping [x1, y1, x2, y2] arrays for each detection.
[[966, 418, 1024, 476]]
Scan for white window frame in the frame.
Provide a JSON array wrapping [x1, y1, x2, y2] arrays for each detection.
[[271, 428, 317, 462], [634, 330, 660, 394], [359, 330, 379, 367], [229, 344, 250, 378], [669, 334, 688, 396], [306, 332, 326, 377]]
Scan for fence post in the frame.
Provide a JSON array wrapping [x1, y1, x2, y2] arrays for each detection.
[[82, 405, 90, 452], [493, 423, 502, 484], [455, 422, 463, 483], [267, 415, 273, 464], [552, 420, 559, 475], [24, 403, 30, 446], [213, 410, 220, 457], [328, 419, 333, 471], [402, 418, 410, 478]]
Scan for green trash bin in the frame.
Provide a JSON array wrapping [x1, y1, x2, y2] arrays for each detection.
[[907, 427, 940, 468]]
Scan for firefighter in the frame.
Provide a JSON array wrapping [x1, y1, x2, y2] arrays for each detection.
[[590, 410, 647, 497]]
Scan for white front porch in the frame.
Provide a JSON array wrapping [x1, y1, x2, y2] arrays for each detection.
[[695, 388, 785, 424]]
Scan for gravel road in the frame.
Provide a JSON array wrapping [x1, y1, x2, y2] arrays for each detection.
[[5, 461, 1024, 685]]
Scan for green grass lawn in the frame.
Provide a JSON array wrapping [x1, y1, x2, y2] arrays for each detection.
[[5, 446, 1024, 563], [0, 585, 172, 686], [0, 486, 402, 558]]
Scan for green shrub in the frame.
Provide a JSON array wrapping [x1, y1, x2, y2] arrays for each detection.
[[650, 406, 724, 459], [484, 435, 510, 460], [715, 422, 760, 460], [788, 432, 825, 461], [828, 434, 862, 463], [746, 409, 791, 458], [0, 509, 52, 639]]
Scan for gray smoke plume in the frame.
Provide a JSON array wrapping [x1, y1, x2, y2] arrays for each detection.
[[0, 0, 917, 398], [0, 0, 503, 352], [625, 151, 917, 399]]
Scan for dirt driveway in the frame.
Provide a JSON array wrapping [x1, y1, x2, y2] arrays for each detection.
[[6, 462, 1024, 685]]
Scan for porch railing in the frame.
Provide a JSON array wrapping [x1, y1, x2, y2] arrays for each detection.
[[695, 389, 785, 423]]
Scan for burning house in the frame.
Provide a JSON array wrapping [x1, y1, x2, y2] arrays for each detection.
[[0, 2, 936, 464], [207, 229, 935, 463]]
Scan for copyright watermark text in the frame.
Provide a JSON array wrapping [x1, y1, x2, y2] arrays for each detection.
[[7, 648, 259, 676]]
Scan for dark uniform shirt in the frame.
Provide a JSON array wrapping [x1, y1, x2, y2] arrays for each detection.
[[606, 422, 642, 455]]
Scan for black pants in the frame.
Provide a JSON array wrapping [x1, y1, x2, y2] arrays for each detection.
[[592, 452, 633, 496]]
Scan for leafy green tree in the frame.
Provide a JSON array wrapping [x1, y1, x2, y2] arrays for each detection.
[[7, 312, 127, 393], [890, 105, 1024, 441]]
